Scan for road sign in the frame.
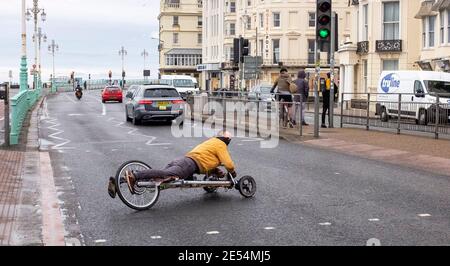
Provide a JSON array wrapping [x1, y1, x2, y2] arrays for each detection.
[[244, 56, 262, 74]]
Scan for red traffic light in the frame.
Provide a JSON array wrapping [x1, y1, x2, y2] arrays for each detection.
[[318, 15, 331, 25], [318, 1, 331, 12]]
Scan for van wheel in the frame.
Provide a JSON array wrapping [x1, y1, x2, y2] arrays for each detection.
[[380, 107, 389, 122], [418, 109, 428, 125]]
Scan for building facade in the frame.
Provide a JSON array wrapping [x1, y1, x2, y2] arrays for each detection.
[[338, 0, 421, 100], [415, 0, 450, 72], [202, 0, 352, 92], [159, 0, 204, 87]]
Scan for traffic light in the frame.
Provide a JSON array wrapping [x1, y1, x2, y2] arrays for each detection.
[[70, 71, 74, 80], [233, 38, 240, 65], [122, 70, 126, 78], [316, 0, 332, 50], [240, 37, 249, 63], [108, 70, 112, 79]]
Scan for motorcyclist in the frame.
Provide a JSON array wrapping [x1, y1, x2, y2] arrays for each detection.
[[108, 131, 237, 197], [75, 83, 83, 98]]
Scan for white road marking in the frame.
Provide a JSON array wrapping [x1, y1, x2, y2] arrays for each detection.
[[112, 149, 118, 152], [86, 150, 91, 153], [264, 227, 276, 230], [335, 173, 341, 175], [68, 114, 83, 116], [44, 117, 75, 150], [369, 218, 380, 222], [0, 117, 4, 121], [95, 239, 107, 243], [418, 214, 431, 217], [206, 231, 220, 235], [319, 222, 332, 226], [102, 104, 106, 116], [63, 93, 77, 104], [151, 236, 162, 239]]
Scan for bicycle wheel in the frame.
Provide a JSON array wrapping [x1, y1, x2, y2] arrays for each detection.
[[115, 160, 160, 211]]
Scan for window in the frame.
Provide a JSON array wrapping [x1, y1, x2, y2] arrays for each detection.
[[230, 23, 235, 35], [246, 16, 252, 30], [247, 0, 251, 6], [440, 11, 445, 44], [363, 4, 368, 41], [260, 13, 264, 28], [308, 39, 315, 64], [309, 12, 315, 27], [383, 60, 399, 71], [198, 16, 202, 27], [259, 40, 264, 57], [448, 10, 450, 43], [272, 39, 280, 64], [173, 16, 179, 26], [363, 60, 368, 93], [230, 1, 236, 13], [173, 33, 179, 44], [273, 12, 281, 28], [423, 19, 427, 48], [429, 16, 436, 47], [414, 81, 424, 94], [198, 33, 202, 44], [383, 1, 399, 40]]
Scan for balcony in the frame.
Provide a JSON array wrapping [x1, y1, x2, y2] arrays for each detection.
[[261, 59, 332, 67], [164, 0, 180, 8], [357, 41, 369, 54], [375, 40, 402, 53]]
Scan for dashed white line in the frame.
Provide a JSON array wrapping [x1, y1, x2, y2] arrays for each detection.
[[319, 222, 332, 226], [368, 218, 380, 222], [95, 239, 107, 243], [264, 227, 276, 230], [206, 231, 220, 235], [151, 236, 162, 239], [418, 214, 431, 217]]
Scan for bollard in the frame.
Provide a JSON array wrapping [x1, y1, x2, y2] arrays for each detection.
[[366, 93, 370, 131], [397, 94, 401, 135], [340, 93, 344, 128]]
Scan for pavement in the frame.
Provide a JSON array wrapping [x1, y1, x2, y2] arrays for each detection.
[[1, 90, 450, 246]]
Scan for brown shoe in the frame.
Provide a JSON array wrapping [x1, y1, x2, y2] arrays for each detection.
[[107, 177, 116, 198], [125, 170, 136, 194]]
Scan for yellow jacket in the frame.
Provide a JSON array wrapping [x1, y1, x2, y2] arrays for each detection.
[[186, 138, 236, 174]]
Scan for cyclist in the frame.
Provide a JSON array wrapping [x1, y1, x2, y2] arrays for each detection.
[[271, 68, 294, 127], [108, 131, 237, 197]]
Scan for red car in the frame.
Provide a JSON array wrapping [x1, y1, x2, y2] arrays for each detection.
[[102, 86, 123, 103]]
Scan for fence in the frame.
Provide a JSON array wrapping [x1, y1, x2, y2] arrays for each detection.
[[53, 79, 158, 92], [341, 93, 450, 139], [10, 86, 42, 145]]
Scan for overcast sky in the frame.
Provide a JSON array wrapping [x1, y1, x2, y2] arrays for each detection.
[[0, 0, 160, 83]]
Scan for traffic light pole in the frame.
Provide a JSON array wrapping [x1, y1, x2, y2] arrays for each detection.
[[314, 39, 320, 138], [329, 11, 336, 128]]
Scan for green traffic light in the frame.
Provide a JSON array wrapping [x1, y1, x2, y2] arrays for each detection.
[[319, 29, 330, 38]]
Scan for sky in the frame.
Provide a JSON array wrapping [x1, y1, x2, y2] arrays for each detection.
[[0, 0, 161, 83]]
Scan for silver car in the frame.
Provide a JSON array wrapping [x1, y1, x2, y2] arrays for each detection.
[[125, 84, 185, 125]]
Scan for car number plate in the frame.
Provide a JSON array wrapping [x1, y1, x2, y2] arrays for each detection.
[[158, 101, 170, 110]]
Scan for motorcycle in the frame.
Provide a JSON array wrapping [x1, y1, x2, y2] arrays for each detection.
[[109, 160, 257, 211], [75, 89, 83, 100]]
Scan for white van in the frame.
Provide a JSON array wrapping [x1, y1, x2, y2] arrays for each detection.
[[376, 71, 450, 125], [161, 75, 199, 99]]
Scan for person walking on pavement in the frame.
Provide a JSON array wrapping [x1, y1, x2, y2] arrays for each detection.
[[271, 68, 294, 127], [83, 81, 87, 91], [294, 69, 309, 126]]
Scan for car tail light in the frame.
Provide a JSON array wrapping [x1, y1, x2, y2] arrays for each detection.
[[139, 100, 153, 105], [172, 100, 184, 104]]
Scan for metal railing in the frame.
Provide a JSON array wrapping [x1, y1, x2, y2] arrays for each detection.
[[341, 93, 450, 139], [9, 86, 42, 145]]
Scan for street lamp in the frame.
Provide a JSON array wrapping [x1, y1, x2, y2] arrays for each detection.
[[118, 46, 127, 88], [33, 27, 47, 78], [26, 0, 46, 90], [48, 40, 59, 93]]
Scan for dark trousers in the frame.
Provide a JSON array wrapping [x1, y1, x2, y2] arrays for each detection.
[[135, 157, 199, 181], [322, 104, 330, 125]]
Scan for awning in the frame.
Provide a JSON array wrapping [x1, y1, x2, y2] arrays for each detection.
[[415, 1, 438, 18], [165, 48, 202, 55], [431, 0, 450, 11]]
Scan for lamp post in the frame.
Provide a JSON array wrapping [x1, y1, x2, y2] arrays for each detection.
[[26, 0, 46, 90], [48, 40, 59, 93], [20, 0, 28, 92], [118, 46, 127, 88], [33, 27, 47, 86], [141, 49, 149, 80], [151, 37, 164, 79]]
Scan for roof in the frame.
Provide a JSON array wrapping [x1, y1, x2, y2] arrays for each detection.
[[432, 0, 450, 11], [415, 0, 438, 19], [165, 48, 202, 55]]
